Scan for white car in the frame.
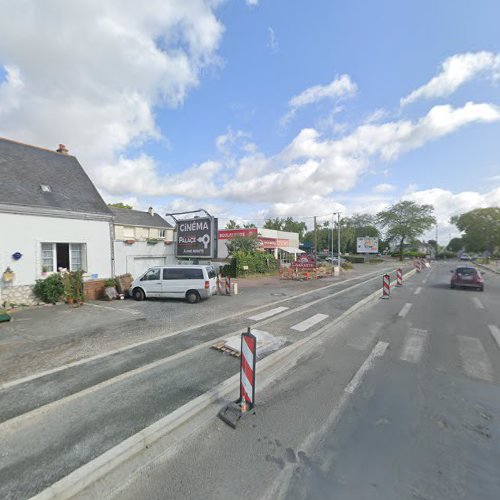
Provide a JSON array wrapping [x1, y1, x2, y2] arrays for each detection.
[[130, 265, 218, 303]]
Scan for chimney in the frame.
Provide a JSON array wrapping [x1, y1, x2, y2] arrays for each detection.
[[148, 207, 155, 216], [56, 144, 69, 154]]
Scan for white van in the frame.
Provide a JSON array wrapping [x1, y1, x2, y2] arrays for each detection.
[[130, 265, 218, 303]]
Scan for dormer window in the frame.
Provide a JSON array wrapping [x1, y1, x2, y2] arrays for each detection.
[[40, 184, 52, 192]]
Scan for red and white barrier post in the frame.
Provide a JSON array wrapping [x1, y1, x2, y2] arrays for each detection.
[[225, 276, 231, 296], [396, 268, 403, 287], [382, 273, 390, 298], [218, 328, 257, 428], [239, 329, 256, 412], [415, 259, 421, 273]]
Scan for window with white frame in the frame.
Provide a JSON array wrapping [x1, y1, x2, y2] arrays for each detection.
[[41, 243, 87, 272], [159, 229, 166, 238]]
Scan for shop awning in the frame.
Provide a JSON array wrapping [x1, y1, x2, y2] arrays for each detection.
[[279, 246, 305, 254]]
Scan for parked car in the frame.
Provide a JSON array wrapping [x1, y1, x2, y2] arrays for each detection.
[[450, 266, 484, 291], [460, 253, 471, 261], [130, 265, 218, 303]]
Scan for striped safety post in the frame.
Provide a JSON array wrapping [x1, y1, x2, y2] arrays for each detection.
[[382, 273, 390, 298], [396, 268, 403, 287], [217, 274, 222, 294], [240, 328, 257, 412], [415, 260, 421, 273], [225, 276, 231, 296]]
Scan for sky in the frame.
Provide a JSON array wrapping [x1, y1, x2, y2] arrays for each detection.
[[0, 0, 499, 244]]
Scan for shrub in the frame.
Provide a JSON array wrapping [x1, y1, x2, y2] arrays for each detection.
[[33, 273, 65, 304], [344, 256, 365, 264], [221, 251, 278, 277], [104, 278, 118, 288], [341, 261, 353, 270]]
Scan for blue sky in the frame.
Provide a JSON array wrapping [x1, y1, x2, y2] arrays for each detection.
[[0, 0, 499, 241]]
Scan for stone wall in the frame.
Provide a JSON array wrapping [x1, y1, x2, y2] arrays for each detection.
[[1, 284, 41, 307]]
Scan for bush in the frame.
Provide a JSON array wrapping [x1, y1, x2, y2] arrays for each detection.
[[104, 278, 118, 287], [221, 251, 278, 277], [33, 273, 65, 304], [341, 261, 353, 270]]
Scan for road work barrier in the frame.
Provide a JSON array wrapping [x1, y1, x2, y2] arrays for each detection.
[[218, 328, 257, 428], [396, 268, 402, 287], [382, 273, 390, 298], [225, 276, 231, 296]]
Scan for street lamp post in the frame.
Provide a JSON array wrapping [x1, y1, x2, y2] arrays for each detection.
[[331, 212, 341, 272]]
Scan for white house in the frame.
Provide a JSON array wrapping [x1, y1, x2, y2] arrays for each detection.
[[111, 207, 176, 278], [0, 138, 114, 306]]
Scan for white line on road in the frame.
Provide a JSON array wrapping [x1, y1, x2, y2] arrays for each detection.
[[422, 278, 428, 284], [345, 341, 389, 394], [472, 297, 485, 310], [414, 287, 422, 295], [398, 303, 413, 318], [458, 336, 493, 382], [85, 303, 142, 315], [247, 307, 289, 321], [291, 313, 329, 332], [400, 328, 428, 363], [488, 325, 500, 349]]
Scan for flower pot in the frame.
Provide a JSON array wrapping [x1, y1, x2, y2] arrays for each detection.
[[67, 297, 74, 305]]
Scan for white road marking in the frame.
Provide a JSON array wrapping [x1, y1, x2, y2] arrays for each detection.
[[345, 341, 389, 393], [85, 303, 141, 315], [400, 328, 428, 363], [422, 278, 428, 284], [488, 325, 500, 349], [247, 306, 288, 321], [458, 336, 493, 382], [414, 287, 422, 295], [398, 303, 413, 318], [291, 313, 329, 332], [472, 297, 484, 310], [347, 321, 383, 351]]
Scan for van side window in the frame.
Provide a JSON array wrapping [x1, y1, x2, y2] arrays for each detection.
[[207, 267, 216, 279], [141, 268, 160, 281], [163, 268, 204, 280]]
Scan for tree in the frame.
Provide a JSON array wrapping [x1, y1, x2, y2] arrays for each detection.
[[376, 201, 436, 261], [225, 220, 241, 229], [243, 223, 256, 229], [225, 234, 259, 255], [446, 237, 463, 253], [263, 217, 307, 239], [451, 207, 500, 255], [108, 202, 132, 209]]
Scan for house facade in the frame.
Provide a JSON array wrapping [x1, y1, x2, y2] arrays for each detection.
[[0, 138, 113, 306], [111, 207, 176, 278]]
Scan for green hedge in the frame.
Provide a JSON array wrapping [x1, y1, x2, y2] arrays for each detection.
[[221, 251, 278, 277], [390, 251, 426, 258], [344, 256, 365, 264]]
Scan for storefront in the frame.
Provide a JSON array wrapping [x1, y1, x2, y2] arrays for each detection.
[[217, 227, 304, 264]]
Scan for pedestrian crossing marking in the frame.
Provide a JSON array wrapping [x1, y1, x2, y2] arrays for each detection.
[[458, 336, 493, 382], [400, 328, 428, 363], [248, 307, 289, 321], [291, 313, 329, 332]]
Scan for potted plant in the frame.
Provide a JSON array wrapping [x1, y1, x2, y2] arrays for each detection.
[[124, 239, 135, 245]]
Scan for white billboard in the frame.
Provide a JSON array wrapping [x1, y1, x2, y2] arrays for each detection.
[[357, 236, 379, 254]]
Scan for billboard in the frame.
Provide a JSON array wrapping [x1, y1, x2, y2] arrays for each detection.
[[176, 217, 217, 258], [356, 236, 379, 254]]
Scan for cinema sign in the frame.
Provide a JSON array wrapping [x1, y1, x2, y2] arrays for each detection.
[[176, 217, 218, 258]]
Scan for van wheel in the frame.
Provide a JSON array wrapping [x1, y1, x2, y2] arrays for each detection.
[[132, 288, 145, 301], [186, 291, 200, 304]]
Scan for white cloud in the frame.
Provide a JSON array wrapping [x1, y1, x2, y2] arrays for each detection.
[[245, 0, 259, 5], [223, 101, 500, 205], [0, 0, 224, 191], [373, 183, 396, 193], [268, 27, 279, 54], [401, 51, 500, 106]]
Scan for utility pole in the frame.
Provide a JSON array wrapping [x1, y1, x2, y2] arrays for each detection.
[[314, 216, 318, 266]]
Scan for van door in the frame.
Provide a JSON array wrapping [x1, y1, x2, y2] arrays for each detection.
[[162, 268, 187, 298], [206, 266, 217, 295], [139, 268, 162, 297]]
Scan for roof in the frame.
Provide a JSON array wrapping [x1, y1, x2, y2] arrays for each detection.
[[0, 137, 112, 217], [110, 207, 172, 228]]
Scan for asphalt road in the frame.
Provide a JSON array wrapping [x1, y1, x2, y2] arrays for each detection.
[[110, 261, 500, 500], [0, 264, 408, 499]]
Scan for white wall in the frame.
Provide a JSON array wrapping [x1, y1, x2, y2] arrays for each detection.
[[114, 240, 177, 277], [0, 212, 112, 285]]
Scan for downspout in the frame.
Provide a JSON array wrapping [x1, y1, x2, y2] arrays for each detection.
[[109, 219, 116, 277]]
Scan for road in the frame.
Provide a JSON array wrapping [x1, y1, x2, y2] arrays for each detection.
[[0, 264, 408, 499], [110, 261, 500, 500]]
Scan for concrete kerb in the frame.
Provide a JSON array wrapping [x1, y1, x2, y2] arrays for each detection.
[[30, 267, 416, 500], [475, 262, 500, 275]]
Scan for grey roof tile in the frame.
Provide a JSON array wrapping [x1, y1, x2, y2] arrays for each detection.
[[0, 137, 112, 216], [110, 207, 172, 228]]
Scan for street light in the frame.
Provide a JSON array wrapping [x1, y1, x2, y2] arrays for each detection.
[[331, 212, 341, 271]]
